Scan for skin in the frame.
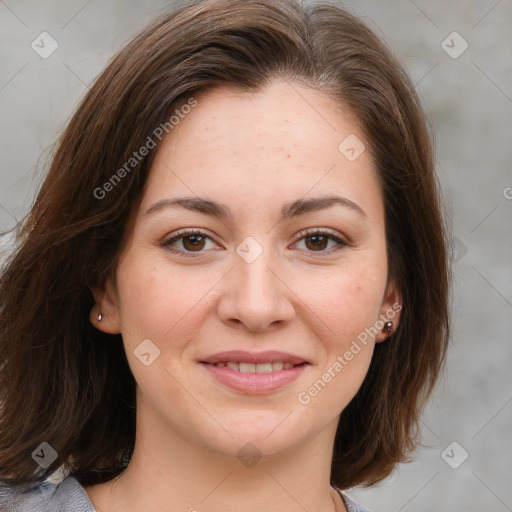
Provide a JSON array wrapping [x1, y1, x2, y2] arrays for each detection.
[[86, 80, 401, 512]]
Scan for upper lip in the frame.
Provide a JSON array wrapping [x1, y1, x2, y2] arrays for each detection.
[[200, 350, 309, 365]]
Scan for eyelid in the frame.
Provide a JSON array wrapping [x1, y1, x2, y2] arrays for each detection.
[[164, 227, 219, 243], [293, 227, 349, 244]]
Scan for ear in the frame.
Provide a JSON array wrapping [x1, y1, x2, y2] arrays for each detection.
[[89, 277, 122, 335], [375, 281, 402, 343]]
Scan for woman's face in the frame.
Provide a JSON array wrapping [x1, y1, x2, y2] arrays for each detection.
[[94, 80, 400, 459]]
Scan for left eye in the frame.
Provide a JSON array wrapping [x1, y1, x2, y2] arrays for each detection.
[[292, 230, 348, 253]]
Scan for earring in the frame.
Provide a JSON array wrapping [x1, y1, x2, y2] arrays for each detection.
[[97, 313, 103, 322], [383, 321, 393, 334]]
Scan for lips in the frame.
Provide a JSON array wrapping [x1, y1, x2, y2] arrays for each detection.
[[199, 350, 310, 393]]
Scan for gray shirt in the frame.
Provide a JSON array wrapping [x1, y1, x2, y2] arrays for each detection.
[[0, 476, 372, 511]]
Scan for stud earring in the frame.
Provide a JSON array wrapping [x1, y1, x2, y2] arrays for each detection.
[[97, 313, 103, 322], [383, 321, 393, 334]]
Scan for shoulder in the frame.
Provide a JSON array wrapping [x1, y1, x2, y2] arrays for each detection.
[[0, 476, 95, 512], [338, 489, 373, 512]]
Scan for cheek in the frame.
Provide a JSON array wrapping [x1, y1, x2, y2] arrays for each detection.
[[116, 260, 166, 339], [296, 263, 386, 343], [115, 252, 219, 346], [295, 270, 381, 412]]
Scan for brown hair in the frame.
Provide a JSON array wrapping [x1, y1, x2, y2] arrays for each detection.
[[0, 0, 450, 491]]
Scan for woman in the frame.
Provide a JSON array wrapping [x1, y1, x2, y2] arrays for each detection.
[[0, 0, 450, 511]]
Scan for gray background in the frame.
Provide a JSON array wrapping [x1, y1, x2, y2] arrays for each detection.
[[1, 1, 511, 510]]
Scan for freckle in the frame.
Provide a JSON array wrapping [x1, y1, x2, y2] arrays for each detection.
[[286, 154, 291, 158]]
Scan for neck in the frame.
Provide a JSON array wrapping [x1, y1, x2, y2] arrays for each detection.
[[98, 395, 345, 512]]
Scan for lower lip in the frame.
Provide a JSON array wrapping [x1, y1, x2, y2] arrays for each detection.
[[200, 362, 308, 394]]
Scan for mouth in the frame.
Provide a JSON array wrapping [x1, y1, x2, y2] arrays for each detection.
[[202, 361, 306, 373], [199, 350, 310, 394]]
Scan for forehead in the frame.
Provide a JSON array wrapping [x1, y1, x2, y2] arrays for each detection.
[[140, 81, 381, 219], [167, 82, 362, 158]]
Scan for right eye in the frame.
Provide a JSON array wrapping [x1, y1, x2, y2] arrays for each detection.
[[162, 229, 221, 257]]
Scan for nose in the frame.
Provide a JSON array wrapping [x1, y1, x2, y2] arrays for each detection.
[[216, 245, 295, 332]]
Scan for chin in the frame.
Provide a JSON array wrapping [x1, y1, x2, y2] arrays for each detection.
[[201, 415, 307, 460]]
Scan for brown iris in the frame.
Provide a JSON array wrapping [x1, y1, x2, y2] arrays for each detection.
[[305, 234, 328, 251], [182, 234, 206, 251]]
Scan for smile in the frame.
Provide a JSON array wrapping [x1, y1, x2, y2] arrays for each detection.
[[210, 361, 297, 373], [200, 361, 309, 394]]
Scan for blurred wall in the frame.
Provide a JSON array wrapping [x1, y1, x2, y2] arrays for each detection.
[[1, 1, 511, 510]]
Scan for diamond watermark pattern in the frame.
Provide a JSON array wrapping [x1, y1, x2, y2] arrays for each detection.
[[31, 32, 59, 59], [338, 134, 366, 162], [237, 442, 263, 468], [441, 31, 468, 59], [134, 338, 161, 366], [441, 441, 469, 469], [236, 236, 263, 264], [450, 236, 468, 263], [31, 442, 58, 469]]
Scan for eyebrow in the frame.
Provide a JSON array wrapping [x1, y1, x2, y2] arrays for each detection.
[[144, 194, 367, 220]]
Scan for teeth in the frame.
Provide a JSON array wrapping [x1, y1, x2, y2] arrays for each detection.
[[239, 362, 256, 373], [256, 363, 273, 373], [213, 361, 299, 373], [272, 362, 283, 372]]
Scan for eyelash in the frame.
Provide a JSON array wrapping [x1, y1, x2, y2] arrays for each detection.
[[161, 228, 350, 258]]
